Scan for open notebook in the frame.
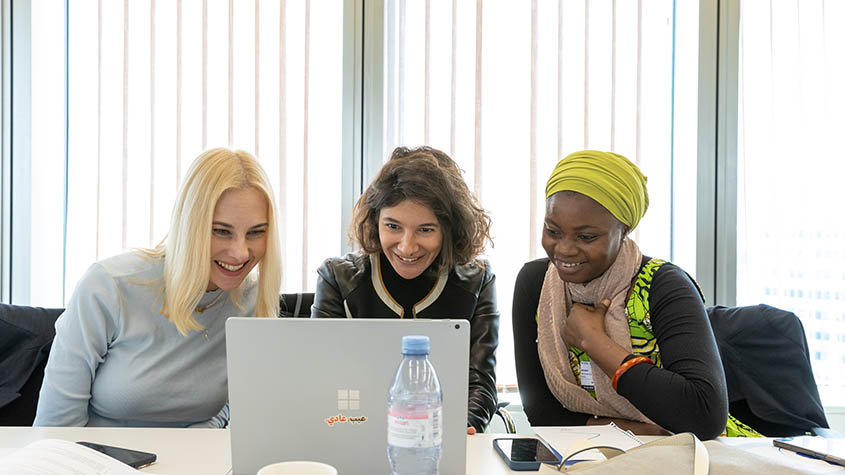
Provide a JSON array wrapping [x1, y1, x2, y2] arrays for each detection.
[[0, 439, 154, 474]]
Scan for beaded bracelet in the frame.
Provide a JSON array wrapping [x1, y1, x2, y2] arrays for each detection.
[[611, 356, 653, 391]]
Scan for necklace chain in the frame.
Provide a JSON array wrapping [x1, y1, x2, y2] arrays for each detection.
[[196, 290, 226, 314], [197, 291, 225, 342]]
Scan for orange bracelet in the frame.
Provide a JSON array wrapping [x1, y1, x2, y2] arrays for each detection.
[[611, 356, 653, 391]]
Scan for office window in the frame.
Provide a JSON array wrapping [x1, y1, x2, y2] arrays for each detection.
[[23, 0, 343, 306], [382, 0, 700, 387], [736, 1, 845, 405]]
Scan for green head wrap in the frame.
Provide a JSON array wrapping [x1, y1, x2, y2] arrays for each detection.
[[545, 150, 649, 231]]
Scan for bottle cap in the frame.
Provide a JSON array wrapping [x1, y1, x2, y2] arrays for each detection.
[[401, 335, 430, 355]]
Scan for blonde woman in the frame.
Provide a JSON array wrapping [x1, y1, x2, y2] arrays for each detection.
[[35, 148, 281, 427]]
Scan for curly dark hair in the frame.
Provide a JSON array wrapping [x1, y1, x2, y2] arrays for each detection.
[[350, 146, 493, 273]]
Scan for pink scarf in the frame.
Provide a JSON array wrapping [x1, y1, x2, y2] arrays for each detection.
[[536, 237, 653, 422]]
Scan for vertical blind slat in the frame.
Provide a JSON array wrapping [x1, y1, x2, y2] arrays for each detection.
[[633, 0, 643, 244], [611, 0, 616, 151], [398, 0, 406, 145], [386, 0, 396, 153], [228, 0, 234, 147], [557, 0, 563, 159], [122, 0, 129, 250], [449, 0, 457, 158], [529, 0, 537, 260], [254, 0, 259, 156], [150, 0, 156, 246], [636, 0, 642, 166], [176, 0, 182, 188], [202, 0, 208, 149], [473, 0, 482, 197], [583, 0, 589, 149], [97, 0, 103, 259], [424, 0, 430, 144], [279, 0, 287, 288], [301, 0, 310, 288]]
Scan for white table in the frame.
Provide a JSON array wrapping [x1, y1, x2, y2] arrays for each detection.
[[0, 427, 229, 474], [0, 427, 520, 474], [1, 427, 842, 474]]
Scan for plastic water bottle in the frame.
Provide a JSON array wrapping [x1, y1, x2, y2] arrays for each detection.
[[387, 335, 443, 475]]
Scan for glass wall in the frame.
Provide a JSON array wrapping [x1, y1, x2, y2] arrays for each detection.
[[12, 0, 844, 410], [22, 0, 344, 306], [736, 0, 845, 406], [382, 0, 700, 388]]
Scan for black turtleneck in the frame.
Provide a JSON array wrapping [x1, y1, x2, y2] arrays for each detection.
[[379, 252, 436, 318]]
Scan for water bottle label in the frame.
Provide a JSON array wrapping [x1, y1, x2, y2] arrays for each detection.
[[387, 407, 442, 448]]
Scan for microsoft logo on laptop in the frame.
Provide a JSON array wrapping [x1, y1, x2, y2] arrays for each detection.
[[325, 389, 368, 427], [337, 389, 360, 410]]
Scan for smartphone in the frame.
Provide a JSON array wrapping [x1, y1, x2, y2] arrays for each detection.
[[76, 441, 157, 469], [493, 437, 562, 471], [773, 436, 845, 467]]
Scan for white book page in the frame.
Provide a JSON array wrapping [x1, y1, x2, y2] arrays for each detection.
[[534, 423, 644, 461], [0, 439, 141, 475]]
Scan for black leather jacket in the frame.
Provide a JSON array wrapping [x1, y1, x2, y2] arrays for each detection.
[[312, 252, 500, 432]]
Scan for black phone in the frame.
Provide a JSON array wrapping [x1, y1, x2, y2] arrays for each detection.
[[493, 437, 562, 471], [76, 441, 157, 469]]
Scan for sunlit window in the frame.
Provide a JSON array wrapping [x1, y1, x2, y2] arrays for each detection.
[[26, 0, 343, 306], [382, 0, 700, 387], [736, 0, 845, 406]]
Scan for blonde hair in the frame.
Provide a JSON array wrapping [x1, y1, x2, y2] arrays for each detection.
[[144, 148, 282, 335]]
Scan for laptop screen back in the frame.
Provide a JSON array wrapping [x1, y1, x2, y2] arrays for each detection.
[[226, 318, 470, 475]]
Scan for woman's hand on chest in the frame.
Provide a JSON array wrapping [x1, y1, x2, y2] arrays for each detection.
[[565, 299, 629, 378]]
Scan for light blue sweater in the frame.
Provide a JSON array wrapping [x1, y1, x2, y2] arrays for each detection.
[[34, 252, 257, 427]]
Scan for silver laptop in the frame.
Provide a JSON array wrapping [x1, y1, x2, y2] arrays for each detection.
[[226, 318, 470, 475]]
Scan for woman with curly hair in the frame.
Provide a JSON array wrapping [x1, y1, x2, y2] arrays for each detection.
[[312, 146, 499, 434]]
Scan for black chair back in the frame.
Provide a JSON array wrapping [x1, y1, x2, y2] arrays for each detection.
[[708, 304, 829, 436], [279, 293, 315, 318], [0, 304, 64, 426]]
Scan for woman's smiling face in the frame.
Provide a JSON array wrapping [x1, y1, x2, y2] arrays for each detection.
[[378, 199, 443, 280], [541, 191, 627, 284], [207, 187, 269, 291]]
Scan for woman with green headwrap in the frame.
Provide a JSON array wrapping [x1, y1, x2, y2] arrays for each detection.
[[512, 150, 728, 440]]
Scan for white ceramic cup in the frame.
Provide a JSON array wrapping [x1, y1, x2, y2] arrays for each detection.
[[256, 461, 338, 475]]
